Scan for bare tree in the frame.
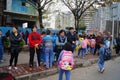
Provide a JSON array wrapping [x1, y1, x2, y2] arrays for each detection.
[[61, 0, 98, 31], [26, 0, 53, 30]]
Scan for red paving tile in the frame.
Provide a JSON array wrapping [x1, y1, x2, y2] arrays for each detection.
[[0, 54, 98, 77]]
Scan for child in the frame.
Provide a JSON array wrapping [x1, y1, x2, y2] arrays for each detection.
[[98, 41, 105, 73], [43, 30, 54, 69], [75, 36, 80, 54], [81, 37, 87, 58], [90, 38, 96, 54], [104, 37, 112, 60], [77, 36, 83, 57], [58, 42, 74, 80], [105, 37, 111, 49]]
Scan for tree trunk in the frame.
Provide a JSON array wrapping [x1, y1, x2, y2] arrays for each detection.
[[74, 16, 79, 33], [76, 19, 79, 32], [74, 16, 77, 31], [38, 9, 44, 32]]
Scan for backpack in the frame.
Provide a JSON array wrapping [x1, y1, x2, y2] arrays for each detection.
[[90, 39, 96, 48], [116, 37, 120, 46], [82, 40, 87, 49], [0, 73, 16, 80], [104, 48, 111, 61], [59, 50, 74, 70]]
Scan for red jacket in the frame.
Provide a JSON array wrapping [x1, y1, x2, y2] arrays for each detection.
[[28, 32, 42, 48], [96, 36, 103, 44]]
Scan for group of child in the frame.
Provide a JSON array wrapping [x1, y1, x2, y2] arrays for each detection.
[[75, 35, 96, 58]]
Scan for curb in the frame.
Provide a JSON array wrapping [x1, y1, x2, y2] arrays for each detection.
[[16, 54, 118, 80], [16, 58, 98, 80]]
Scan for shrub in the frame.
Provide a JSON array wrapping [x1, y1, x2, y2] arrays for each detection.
[[20, 39, 25, 49], [3, 37, 10, 49]]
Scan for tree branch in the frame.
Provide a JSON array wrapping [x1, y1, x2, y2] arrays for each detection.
[[26, 0, 38, 9], [41, 0, 52, 9], [78, 0, 95, 18], [61, 0, 75, 15]]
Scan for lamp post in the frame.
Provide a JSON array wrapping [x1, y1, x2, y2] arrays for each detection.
[[111, 4, 117, 47]]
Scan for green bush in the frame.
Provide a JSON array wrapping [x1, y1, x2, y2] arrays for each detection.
[[20, 39, 25, 48], [4, 37, 10, 49], [4, 37, 25, 49]]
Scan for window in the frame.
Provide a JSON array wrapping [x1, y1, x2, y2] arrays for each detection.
[[22, 2, 26, 6]]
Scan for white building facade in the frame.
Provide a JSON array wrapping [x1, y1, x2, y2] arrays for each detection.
[[43, 0, 74, 30]]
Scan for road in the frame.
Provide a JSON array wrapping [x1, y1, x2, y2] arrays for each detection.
[[38, 57, 120, 80], [0, 51, 30, 67]]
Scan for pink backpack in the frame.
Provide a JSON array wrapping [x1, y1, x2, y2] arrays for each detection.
[[82, 40, 87, 49], [59, 50, 74, 70], [90, 39, 96, 48]]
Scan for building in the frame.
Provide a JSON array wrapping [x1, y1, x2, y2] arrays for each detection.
[[94, 2, 120, 37], [44, 0, 74, 30], [83, 7, 97, 30], [3, 0, 38, 28], [1, 0, 76, 30], [0, 0, 4, 26]]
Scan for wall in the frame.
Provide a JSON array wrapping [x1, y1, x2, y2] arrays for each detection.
[[6, 0, 37, 15], [0, 26, 40, 36]]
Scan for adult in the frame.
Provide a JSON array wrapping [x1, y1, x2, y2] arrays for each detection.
[[115, 33, 120, 54], [67, 27, 77, 51], [5, 30, 10, 38], [28, 25, 42, 71], [25, 30, 29, 44], [55, 30, 67, 61], [8, 26, 22, 70], [94, 32, 103, 55]]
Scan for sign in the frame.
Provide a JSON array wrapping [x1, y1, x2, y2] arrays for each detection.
[[22, 22, 28, 28]]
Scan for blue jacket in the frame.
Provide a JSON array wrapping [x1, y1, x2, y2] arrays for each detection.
[[52, 35, 57, 47], [43, 35, 54, 48]]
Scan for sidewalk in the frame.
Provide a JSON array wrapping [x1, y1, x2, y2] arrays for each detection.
[[0, 50, 117, 80]]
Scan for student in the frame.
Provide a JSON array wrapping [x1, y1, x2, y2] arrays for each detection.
[[90, 38, 96, 54], [104, 37, 111, 60], [98, 41, 105, 73], [28, 25, 42, 71], [81, 36, 87, 58], [43, 30, 54, 69], [58, 42, 74, 80], [77, 36, 83, 57], [8, 26, 22, 70], [105, 37, 111, 49]]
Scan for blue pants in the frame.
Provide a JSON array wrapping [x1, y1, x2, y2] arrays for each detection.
[[45, 48, 53, 68], [86, 46, 90, 53], [78, 48, 86, 58], [40, 49, 45, 62], [72, 44, 76, 51], [0, 45, 3, 61], [59, 68, 71, 80], [90, 47, 95, 54], [98, 59, 104, 70]]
